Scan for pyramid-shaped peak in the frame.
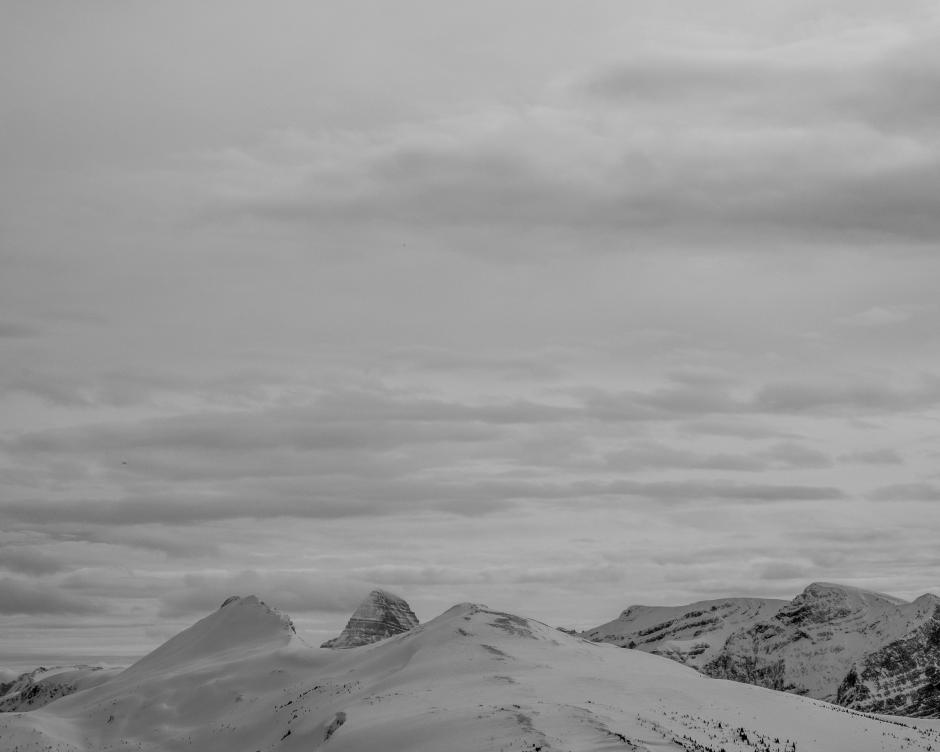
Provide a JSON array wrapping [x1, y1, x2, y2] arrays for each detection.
[[123, 594, 295, 675], [321, 589, 419, 649]]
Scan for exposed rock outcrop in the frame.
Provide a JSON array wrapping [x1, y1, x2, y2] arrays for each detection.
[[836, 599, 940, 717], [321, 589, 419, 648], [702, 583, 932, 701]]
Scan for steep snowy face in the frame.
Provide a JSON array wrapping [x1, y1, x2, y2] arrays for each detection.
[[122, 594, 297, 675], [837, 600, 940, 717], [583, 597, 785, 669], [321, 589, 419, 648], [704, 583, 939, 703]]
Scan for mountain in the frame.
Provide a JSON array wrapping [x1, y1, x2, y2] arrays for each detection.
[[836, 595, 940, 717], [0, 664, 121, 712], [320, 589, 418, 648], [703, 583, 937, 701], [2, 596, 939, 751], [124, 594, 299, 676], [586, 582, 940, 717], [583, 596, 785, 670]]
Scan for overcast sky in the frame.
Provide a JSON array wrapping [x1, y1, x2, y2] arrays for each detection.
[[2, 0, 940, 666]]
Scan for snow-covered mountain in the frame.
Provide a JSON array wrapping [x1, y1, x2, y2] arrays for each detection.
[[123, 594, 299, 677], [586, 582, 940, 717], [583, 596, 785, 669], [320, 589, 418, 649], [836, 594, 940, 717], [2, 593, 940, 751]]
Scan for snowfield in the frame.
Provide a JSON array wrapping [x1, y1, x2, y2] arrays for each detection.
[[1, 596, 939, 751]]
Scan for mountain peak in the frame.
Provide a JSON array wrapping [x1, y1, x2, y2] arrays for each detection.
[[124, 594, 296, 675], [321, 589, 419, 648], [801, 582, 906, 603]]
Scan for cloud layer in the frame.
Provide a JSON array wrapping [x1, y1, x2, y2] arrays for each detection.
[[2, 0, 939, 662]]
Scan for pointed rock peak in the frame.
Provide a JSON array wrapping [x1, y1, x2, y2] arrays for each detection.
[[321, 589, 419, 649]]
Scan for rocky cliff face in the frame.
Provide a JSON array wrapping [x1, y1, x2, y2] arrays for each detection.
[[702, 583, 934, 702], [836, 598, 940, 717], [586, 582, 940, 717], [321, 589, 419, 648]]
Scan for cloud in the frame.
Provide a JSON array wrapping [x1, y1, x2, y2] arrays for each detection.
[[759, 561, 812, 581], [839, 448, 904, 465], [578, 35, 940, 133], [0, 322, 40, 339], [871, 483, 940, 501], [385, 346, 565, 381], [190, 19, 940, 250], [0, 547, 66, 576], [752, 377, 940, 414], [0, 577, 99, 615], [0, 377, 877, 533], [680, 418, 799, 439], [473, 477, 845, 504], [603, 440, 832, 473], [837, 304, 936, 328], [760, 442, 832, 469], [5, 389, 570, 459], [604, 441, 766, 472], [582, 375, 940, 421]]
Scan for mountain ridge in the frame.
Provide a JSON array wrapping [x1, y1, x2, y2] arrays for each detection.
[[586, 581, 940, 716], [3, 592, 940, 751]]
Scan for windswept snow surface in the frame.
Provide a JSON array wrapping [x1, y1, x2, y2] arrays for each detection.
[[1, 597, 939, 751]]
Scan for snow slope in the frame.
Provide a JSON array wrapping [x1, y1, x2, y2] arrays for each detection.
[[2, 595, 939, 751]]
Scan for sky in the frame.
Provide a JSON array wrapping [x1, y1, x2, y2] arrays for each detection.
[[2, 0, 940, 666]]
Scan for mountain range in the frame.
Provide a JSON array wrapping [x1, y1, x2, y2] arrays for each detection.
[[1, 583, 939, 751], [584, 581, 940, 718]]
